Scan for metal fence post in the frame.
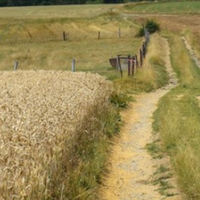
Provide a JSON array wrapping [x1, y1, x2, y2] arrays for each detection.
[[117, 55, 123, 77], [72, 59, 75, 72], [14, 62, 18, 70]]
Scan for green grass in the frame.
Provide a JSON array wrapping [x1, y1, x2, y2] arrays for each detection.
[[64, 103, 121, 200], [153, 34, 200, 199], [124, 1, 200, 14]]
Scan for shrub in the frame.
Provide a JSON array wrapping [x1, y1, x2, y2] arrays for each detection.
[[137, 19, 160, 37], [146, 20, 160, 34]]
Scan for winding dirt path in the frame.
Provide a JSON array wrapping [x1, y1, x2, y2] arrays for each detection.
[[100, 38, 181, 200]]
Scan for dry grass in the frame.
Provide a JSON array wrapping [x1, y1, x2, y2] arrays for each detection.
[[0, 6, 142, 79], [140, 34, 168, 87], [124, 33, 169, 92], [0, 4, 120, 19], [0, 70, 114, 199]]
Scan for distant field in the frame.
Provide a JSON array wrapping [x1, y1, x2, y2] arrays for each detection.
[[0, 38, 141, 79], [0, 4, 119, 19], [124, 1, 200, 14], [0, 4, 142, 79]]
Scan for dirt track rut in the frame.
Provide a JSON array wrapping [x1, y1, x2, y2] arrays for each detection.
[[100, 38, 180, 200]]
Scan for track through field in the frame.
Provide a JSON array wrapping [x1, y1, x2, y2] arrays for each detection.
[[100, 38, 182, 200]]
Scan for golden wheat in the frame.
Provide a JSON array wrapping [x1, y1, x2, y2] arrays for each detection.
[[0, 70, 113, 199]]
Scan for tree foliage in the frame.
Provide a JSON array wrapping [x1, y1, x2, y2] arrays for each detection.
[[0, 0, 126, 6]]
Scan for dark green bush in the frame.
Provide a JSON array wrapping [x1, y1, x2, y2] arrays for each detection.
[[136, 19, 160, 37], [146, 20, 160, 34]]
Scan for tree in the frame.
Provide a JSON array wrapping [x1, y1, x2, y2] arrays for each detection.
[[0, 0, 7, 6], [0, 0, 125, 6]]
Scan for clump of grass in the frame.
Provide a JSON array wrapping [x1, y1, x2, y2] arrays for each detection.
[[137, 33, 168, 90], [110, 90, 132, 108], [146, 139, 163, 159], [0, 70, 120, 199]]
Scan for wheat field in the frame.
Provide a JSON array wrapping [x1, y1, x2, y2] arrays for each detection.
[[0, 70, 113, 199]]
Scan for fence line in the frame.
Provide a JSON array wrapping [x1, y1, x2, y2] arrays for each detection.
[[109, 28, 150, 77], [0, 27, 137, 45]]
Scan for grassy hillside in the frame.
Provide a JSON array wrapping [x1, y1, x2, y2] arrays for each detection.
[[123, 1, 200, 14], [0, 4, 119, 19], [0, 5, 142, 80]]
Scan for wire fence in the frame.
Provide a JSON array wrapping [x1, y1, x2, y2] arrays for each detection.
[[0, 27, 137, 44]]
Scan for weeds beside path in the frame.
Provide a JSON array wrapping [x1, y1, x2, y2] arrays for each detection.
[[100, 38, 181, 200], [182, 37, 200, 68]]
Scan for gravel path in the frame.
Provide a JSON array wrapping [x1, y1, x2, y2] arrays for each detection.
[[100, 38, 180, 200]]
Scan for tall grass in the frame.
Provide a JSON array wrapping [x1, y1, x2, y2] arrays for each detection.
[[114, 33, 169, 95], [0, 70, 119, 200], [153, 34, 200, 199]]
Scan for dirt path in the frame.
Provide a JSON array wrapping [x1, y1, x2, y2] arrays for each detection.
[[100, 38, 180, 200], [182, 37, 200, 68]]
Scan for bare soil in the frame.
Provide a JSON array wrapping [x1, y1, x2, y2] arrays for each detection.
[[100, 38, 182, 200]]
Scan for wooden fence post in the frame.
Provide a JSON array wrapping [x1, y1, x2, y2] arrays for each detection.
[[128, 55, 131, 76], [140, 49, 143, 67], [119, 28, 121, 38], [63, 31, 66, 41], [135, 54, 139, 68], [14, 62, 18, 70], [132, 56, 135, 76], [72, 59, 75, 72], [142, 42, 146, 58], [98, 31, 100, 39]]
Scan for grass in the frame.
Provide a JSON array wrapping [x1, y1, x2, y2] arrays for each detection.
[[0, 4, 178, 200], [153, 33, 200, 199], [0, 4, 119, 19], [113, 33, 168, 88], [123, 1, 200, 14], [0, 9, 142, 81], [111, 33, 169, 109], [0, 38, 141, 78], [184, 30, 200, 62]]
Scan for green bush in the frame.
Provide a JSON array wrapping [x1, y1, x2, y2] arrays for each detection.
[[146, 20, 160, 34], [137, 20, 160, 37]]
